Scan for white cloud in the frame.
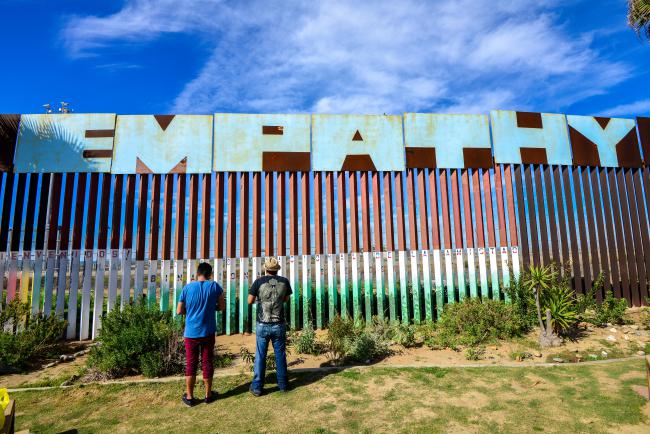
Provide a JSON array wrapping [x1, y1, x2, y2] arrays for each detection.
[[62, 0, 631, 114], [599, 98, 650, 117]]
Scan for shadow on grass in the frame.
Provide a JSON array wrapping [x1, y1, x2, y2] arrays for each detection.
[[216, 368, 345, 399]]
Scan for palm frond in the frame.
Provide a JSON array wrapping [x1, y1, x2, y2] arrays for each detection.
[[628, 0, 650, 39]]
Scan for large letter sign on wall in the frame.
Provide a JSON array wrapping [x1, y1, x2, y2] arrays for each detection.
[[567, 115, 642, 167], [490, 110, 572, 165], [111, 115, 213, 174], [403, 113, 492, 169], [14, 114, 116, 173], [311, 115, 405, 171], [213, 114, 311, 171]]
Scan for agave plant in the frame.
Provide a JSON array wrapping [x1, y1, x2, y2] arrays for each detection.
[[628, 0, 650, 40], [543, 284, 577, 334], [521, 265, 562, 347]]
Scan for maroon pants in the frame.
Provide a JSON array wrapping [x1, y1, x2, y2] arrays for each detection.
[[184, 335, 215, 379]]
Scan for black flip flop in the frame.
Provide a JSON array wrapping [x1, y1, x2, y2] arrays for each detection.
[[204, 391, 218, 404], [182, 393, 196, 407]]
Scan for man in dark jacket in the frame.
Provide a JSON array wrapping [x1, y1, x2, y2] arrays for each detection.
[[247, 257, 292, 396]]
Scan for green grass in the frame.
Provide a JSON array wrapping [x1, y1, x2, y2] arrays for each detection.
[[10, 359, 649, 433]]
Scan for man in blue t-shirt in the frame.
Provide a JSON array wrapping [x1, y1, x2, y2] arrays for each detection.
[[176, 262, 224, 406]]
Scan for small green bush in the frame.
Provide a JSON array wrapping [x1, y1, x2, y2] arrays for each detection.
[[343, 330, 389, 362], [88, 303, 183, 378], [0, 301, 67, 373], [590, 291, 628, 326], [325, 316, 390, 363], [240, 346, 279, 371], [369, 318, 417, 348], [389, 322, 417, 348], [292, 321, 324, 355], [426, 298, 529, 350], [464, 346, 485, 361]]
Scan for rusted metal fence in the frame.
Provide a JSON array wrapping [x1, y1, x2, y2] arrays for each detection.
[[0, 112, 648, 339]]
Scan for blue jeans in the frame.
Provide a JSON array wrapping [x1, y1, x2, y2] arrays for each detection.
[[252, 322, 288, 391]]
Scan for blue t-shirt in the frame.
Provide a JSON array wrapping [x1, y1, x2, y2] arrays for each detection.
[[179, 280, 223, 338]]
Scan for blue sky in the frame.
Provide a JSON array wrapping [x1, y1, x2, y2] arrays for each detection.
[[0, 0, 648, 117]]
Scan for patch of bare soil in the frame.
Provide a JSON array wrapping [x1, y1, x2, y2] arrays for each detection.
[[0, 341, 89, 389]]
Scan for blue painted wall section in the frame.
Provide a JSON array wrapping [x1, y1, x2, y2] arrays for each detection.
[[112, 115, 213, 174], [403, 113, 492, 168], [311, 114, 405, 171], [490, 110, 572, 165], [14, 113, 116, 173], [6, 111, 649, 172], [213, 114, 310, 171], [567, 115, 641, 167]]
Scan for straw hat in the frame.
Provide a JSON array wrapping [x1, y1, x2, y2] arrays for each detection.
[[263, 257, 281, 272]]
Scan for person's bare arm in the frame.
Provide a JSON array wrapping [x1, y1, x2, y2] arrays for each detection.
[[248, 294, 256, 305], [176, 301, 186, 316], [217, 293, 226, 311]]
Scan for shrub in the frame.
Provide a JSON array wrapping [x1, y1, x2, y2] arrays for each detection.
[[591, 291, 628, 326], [464, 346, 485, 361], [327, 315, 357, 360], [325, 316, 391, 363], [292, 321, 324, 355], [389, 322, 417, 348], [239, 347, 279, 371], [0, 301, 67, 373], [426, 298, 529, 350], [505, 274, 541, 330], [369, 318, 417, 348], [343, 329, 389, 362], [88, 303, 183, 378]]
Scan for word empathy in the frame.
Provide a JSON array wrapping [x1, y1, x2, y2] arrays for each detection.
[[0, 112, 648, 174]]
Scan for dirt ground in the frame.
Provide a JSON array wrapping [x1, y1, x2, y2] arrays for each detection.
[[2, 308, 649, 389]]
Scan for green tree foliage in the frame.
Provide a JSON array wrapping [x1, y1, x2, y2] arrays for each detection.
[[629, 0, 650, 39]]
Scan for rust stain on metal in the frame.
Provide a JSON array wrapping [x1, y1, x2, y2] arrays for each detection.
[[85, 129, 115, 138], [516, 112, 543, 129], [405, 147, 436, 169], [262, 125, 284, 135], [154, 115, 175, 131], [82, 149, 113, 159], [261, 151, 310, 171], [569, 126, 601, 166], [462, 148, 493, 169], [520, 147, 548, 164], [340, 154, 377, 171]]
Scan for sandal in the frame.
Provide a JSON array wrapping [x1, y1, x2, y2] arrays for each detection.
[[182, 393, 196, 407], [204, 391, 218, 404]]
